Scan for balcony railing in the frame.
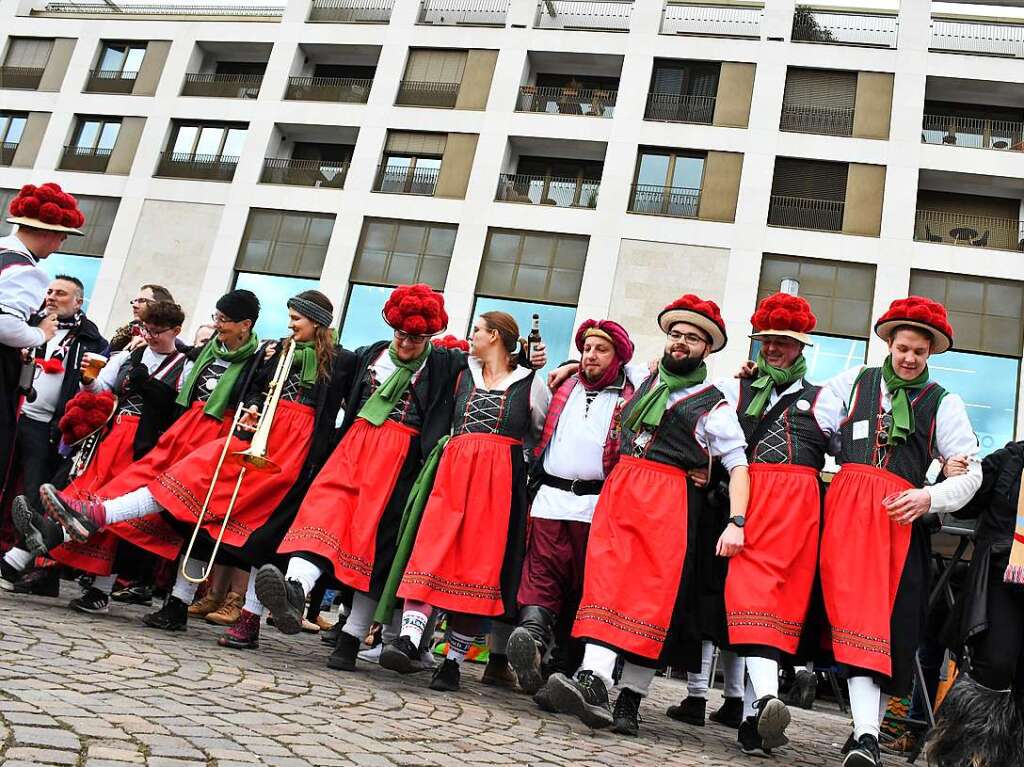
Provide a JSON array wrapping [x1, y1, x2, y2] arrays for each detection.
[[768, 195, 844, 232], [156, 152, 239, 181], [931, 17, 1024, 58], [628, 184, 701, 218], [516, 86, 617, 117], [396, 80, 460, 108], [308, 0, 393, 22], [792, 8, 898, 48], [0, 142, 17, 167], [660, 2, 762, 38], [780, 103, 855, 137], [534, 1, 632, 32], [59, 145, 113, 173], [85, 69, 137, 94], [922, 114, 1024, 151], [645, 92, 715, 124], [182, 72, 263, 98], [915, 209, 1024, 252], [374, 165, 440, 196], [43, 2, 284, 16], [418, 0, 508, 26], [285, 76, 372, 102], [261, 157, 349, 188], [496, 174, 600, 209], [0, 66, 44, 90]]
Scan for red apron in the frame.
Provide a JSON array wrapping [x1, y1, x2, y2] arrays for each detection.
[[572, 455, 689, 660], [819, 462, 913, 677], [279, 418, 417, 592], [725, 463, 821, 653], [149, 399, 314, 550], [398, 432, 518, 617]]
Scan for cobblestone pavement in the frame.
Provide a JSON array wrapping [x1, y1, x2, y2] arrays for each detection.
[[1, 587, 858, 767]]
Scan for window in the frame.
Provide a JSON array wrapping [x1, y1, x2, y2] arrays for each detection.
[[470, 296, 577, 376], [502, 156, 602, 209], [0, 112, 26, 164], [781, 68, 857, 136], [97, 41, 146, 76], [629, 148, 705, 217], [646, 59, 719, 123], [235, 209, 335, 279], [38, 195, 120, 311], [376, 131, 445, 195], [72, 116, 121, 152], [40, 255, 103, 312], [911, 270, 1024, 455], [769, 158, 848, 231], [477, 229, 588, 306], [4, 38, 53, 68], [160, 122, 247, 180], [233, 272, 320, 342]]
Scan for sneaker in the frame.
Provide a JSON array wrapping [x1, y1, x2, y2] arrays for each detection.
[[0, 558, 20, 591], [380, 636, 430, 674], [429, 659, 461, 692], [218, 609, 261, 649], [507, 626, 545, 695], [612, 688, 643, 736], [738, 717, 772, 757], [709, 696, 744, 728], [11, 567, 60, 597], [666, 696, 707, 726], [545, 671, 614, 730], [110, 583, 152, 605], [254, 565, 304, 635], [69, 586, 110, 614], [844, 734, 882, 767], [13, 496, 65, 556], [786, 669, 817, 710], [39, 484, 104, 542], [187, 590, 224, 617], [143, 596, 188, 631], [533, 684, 557, 713], [841, 733, 858, 755], [481, 653, 516, 688], [327, 631, 361, 672], [205, 592, 243, 626], [752, 695, 790, 750]]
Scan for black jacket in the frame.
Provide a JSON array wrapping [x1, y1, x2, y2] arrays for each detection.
[[44, 316, 107, 443]]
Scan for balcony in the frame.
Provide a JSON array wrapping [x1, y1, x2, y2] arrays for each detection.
[[0, 66, 44, 90], [418, 0, 508, 26], [791, 7, 898, 48], [308, 0, 393, 22], [780, 104, 854, 137], [42, 2, 285, 17], [534, 1, 632, 32], [374, 164, 439, 196], [628, 184, 701, 218], [495, 174, 599, 208], [768, 195, 844, 232], [516, 86, 617, 117], [922, 114, 1024, 151], [182, 73, 263, 98], [285, 76, 372, 102], [396, 80, 460, 108], [915, 209, 1023, 252], [931, 16, 1024, 58], [261, 157, 348, 189], [0, 142, 17, 167], [645, 93, 715, 124], [85, 69, 137, 94], [156, 151, 239, 181], [59, 145, 112, 173], [660, 2, 761, 38]]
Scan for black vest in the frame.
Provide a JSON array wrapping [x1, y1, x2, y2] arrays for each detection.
[[737, 378, 829, 470], [356, 355, 432, 430], [452, 367, 534, 439], [113, 349, 188, 416]]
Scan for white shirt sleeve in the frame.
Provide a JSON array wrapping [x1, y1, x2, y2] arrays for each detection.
[[85, 350, 122, 392], [529, 373, 551, 441], [699, 400, 749, 471], [624, 362, 653, 389], [713, 377, 741, 409], [0, 314, 45, 348], [812, 385, 845, 436], [825, 365, 864, 414], [927, 393, 983, 514]]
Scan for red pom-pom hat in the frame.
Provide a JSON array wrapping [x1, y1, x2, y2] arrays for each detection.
[[432, 334, 470, 352], [6, 182, 86, 235], [658, 294, 728, 352], [58, 390, 116, 445], [749, 292, 817, 346], [382, 284, 447, 336], [874, 296, 953, 354]]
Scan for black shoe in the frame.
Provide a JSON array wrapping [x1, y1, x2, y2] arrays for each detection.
[[709, 696, 744, 728], [612, 688, 642, 736], [429, 659, 461, 692], [320, 622, 341, 645], [752, 695, 790, 749], [327, 630, 360, 672], [69, 586, 110, 614], [841, 733, 858, 755], [110, 583, 153, 606], [254, 564, 304, 635], [738, 717, 772, 757], [380, 636, 429, 674], [507, 626, 545, 694], [533, 683, 557, 713], [11, 567, 59, 597], [481, 653, 516, 688], [786, 669, 817, 710], [844, 734, 882, 767], [545, 671, 614, 730], [13, 495, 65, 556], [0, 558, 21, 591], [143, 596, 188, 631], [666, 696, 706, 726]]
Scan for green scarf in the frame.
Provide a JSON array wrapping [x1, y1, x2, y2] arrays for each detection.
[[625, 361, 708, 432], [290, 330, 336, 389], [176, 334, 260, 419], [881, 355, 930, 445], [745, 354, 808, 418], [357, 342, 432, 427]]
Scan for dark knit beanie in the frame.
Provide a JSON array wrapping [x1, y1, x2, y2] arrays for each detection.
[[216, 289, 260, 324]]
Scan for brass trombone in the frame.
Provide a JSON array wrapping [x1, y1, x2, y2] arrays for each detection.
[[180, 339, 296, 583]]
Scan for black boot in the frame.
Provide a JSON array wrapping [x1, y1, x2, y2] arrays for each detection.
[[429, 659, 461, 692], [612, 688, 643, 736], [11, 567, 60, 597], [254, 564, 305, 635], [545, 671, 614, 730], [143, 596, 188, 631], [380, 636, 430, 674], [666, 696, 706, 726], [509, 606, 554, 694], [843, 734, 881, 767], [327, 630, 361, 672], [709, 696, 744, 728], [752, 695, 790, 749]]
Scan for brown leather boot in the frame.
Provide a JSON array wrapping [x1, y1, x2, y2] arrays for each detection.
[[205, 592, 243, 626], [187, 590, 224, 617]]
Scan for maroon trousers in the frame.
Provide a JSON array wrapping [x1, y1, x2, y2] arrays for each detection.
[[517, 516, 591, 614]]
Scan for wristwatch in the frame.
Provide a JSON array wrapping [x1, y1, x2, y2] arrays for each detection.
[[728, 515, 746, 528]]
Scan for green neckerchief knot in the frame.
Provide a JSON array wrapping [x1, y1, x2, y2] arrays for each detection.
[[290, 329, 336, 389], [176, 334, 260, 419], [745, 353, 808, 418], [625, 361, 708, 432], [882, 355, 930, 445], [357, 341, 432, 426]]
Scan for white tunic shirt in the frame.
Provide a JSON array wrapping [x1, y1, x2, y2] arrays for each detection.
[[0, 233, 48, 349], [85, 347, 189, 395], [20, 328, 71, 423]]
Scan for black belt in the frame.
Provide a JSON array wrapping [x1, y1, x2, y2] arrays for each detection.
[[539, 472, 604, 496]]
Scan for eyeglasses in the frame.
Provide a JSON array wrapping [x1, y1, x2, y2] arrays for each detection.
[[141, 325, 172, 338], [131, 297, 153, 307], [667, 331, 708, 346], [211, 313, 239, 325], [394, 329, 427, 345], [875, 413, 894, 448]]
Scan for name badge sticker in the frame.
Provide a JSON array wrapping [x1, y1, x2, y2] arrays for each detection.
[[852, 420, 869, 441]]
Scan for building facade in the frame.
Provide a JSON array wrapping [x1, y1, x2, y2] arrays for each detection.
[[1, 0, 1022, 454]]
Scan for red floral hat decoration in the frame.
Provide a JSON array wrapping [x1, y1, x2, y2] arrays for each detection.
[[7, 183, 86, 235], [874, 296, 953, 354], [432, 334, 469, 352], [382, 283, 448, 337], [58, 390, 116, 446], [658, 294, 728, 352], [750, 293, 817, 346]]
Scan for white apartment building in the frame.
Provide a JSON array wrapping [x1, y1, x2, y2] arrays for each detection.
[[2, 0, 1023, 455]]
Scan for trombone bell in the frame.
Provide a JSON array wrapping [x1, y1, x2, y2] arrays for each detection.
[[233, 449, 282, 474]]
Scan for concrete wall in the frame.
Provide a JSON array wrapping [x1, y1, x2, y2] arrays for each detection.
[[11, 112, 49, 167]]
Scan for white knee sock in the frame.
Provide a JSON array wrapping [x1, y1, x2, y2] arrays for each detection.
[[722, 649, 746, 699], [489, 621, 512, 654], [745, 656, 780, 700], [342, 592, 378, 641], [283, 557, 322, 599], [3, 547, 33, 571], [400, 609, 430, 646], [619, 661, 657, 696], [243, 567, 264, 616], [687, 640, 714, 698], [93, 574, 117, 594], [848, 675, 882, 739], [743, 676, 757, 718], [170, 560, 205, 604], [580, 643, 618, 690], [104, 487, 162, 524], [445, 630, 475, 665]]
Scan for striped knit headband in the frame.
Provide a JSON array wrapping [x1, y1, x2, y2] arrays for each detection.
[[287, 296, 333, 327]]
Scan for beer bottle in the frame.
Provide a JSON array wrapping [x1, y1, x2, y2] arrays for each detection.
[[527, 314, 542, 362]]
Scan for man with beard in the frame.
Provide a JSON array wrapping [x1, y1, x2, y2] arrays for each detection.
[[541, 294, 750, 738]]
